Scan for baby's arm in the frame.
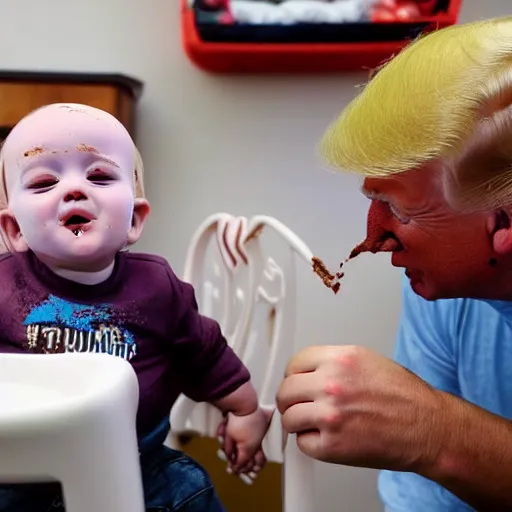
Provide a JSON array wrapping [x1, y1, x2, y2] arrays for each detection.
[[168, 269, 271, 474], [213, 379, 258, 415]]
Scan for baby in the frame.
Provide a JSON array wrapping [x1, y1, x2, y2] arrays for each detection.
[[0, 103, 270, 512]]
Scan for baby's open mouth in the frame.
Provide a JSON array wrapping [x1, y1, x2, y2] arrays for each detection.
[[61, 214, 92, 237]]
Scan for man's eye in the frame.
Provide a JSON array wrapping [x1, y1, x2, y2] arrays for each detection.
[[389, 203, 411, 224]]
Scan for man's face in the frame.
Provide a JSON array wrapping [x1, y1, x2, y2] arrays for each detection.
[[361, 166, 500, 301], [2, 104, 137, 270]]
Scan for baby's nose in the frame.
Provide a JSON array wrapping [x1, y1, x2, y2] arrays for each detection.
[[64, 189, 87, 202]]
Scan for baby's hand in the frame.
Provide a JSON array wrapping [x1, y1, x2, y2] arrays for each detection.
[[217, 407, 272, 478]]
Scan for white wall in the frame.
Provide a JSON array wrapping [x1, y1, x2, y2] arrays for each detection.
[[0, 0, 508, 510]]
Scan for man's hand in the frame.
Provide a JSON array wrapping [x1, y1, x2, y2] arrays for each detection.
[[276, 345, 447, 473]]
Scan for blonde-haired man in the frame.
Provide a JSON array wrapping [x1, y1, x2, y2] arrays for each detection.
[[277, 16, 512, 512]]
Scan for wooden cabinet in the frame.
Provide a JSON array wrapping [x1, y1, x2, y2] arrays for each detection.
[[0, 71, 143, 140]]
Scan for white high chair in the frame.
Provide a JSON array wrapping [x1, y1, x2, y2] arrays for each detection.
[[0, 352, 145, 512], [170, 213, 316, 512]]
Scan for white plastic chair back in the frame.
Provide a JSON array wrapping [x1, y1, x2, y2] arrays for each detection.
[[170, 213, 315, 512], [0, 352, 144, 512]]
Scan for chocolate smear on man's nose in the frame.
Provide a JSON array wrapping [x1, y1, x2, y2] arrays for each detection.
[[311, 234, 400, 295], [348, 233, 401, 260]]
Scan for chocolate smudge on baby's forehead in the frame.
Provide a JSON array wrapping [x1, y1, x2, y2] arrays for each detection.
[[76, 144, 98, 153], [23, 146, 45, 158], [22, 144, 98, 158]]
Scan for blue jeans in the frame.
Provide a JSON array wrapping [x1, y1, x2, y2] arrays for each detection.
[[0, 418, 225, 512]]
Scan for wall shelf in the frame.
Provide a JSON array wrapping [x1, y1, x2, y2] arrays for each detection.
[[181, 0, 463, 74]]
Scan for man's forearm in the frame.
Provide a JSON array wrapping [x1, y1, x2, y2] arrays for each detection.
[[421, 391, 512, 511]]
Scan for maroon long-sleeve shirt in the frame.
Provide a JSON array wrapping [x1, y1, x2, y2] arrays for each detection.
[[0, 250, 250, 435]]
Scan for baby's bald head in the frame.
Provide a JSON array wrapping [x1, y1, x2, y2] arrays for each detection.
[[1, 103, 136, 203]]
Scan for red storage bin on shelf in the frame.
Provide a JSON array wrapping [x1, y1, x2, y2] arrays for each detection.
[[181, 0, 463, 73]]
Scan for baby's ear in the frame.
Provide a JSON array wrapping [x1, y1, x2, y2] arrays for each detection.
[[0, 209, 27, 252], [127, 198, 151, 245]]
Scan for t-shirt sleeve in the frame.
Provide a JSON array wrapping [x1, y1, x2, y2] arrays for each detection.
[[167, 267, 250, 403], [378, 273, 464, 512]]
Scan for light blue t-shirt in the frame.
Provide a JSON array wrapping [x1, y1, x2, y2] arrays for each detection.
[[379, 274, 512, 512]]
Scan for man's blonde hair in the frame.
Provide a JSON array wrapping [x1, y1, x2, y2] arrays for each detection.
[[320, 15, 512, 211]]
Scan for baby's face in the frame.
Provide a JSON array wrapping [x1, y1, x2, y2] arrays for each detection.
[[2, 103, 138, 269]]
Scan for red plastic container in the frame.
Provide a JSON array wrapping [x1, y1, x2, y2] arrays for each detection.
[[181, 0, 463, 73]]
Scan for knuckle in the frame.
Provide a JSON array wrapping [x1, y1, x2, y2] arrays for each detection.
[[280, 412, 292, 431], [335, 345, 362, 369], [323, 378, 344, 398], [320, 407, 343, 429], [275, 392, 286, 413]]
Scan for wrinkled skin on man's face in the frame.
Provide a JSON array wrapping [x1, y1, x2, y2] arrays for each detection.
[[355, 166, 510, 301]]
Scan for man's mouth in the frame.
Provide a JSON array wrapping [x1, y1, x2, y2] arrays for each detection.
[[405, 268, 424, 282], [391, 251, 407, 268]]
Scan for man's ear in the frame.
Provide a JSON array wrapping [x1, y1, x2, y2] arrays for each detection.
[[127, 198, 151, 245], [489, 209, 512, 255], [0, 209, 27, 252]]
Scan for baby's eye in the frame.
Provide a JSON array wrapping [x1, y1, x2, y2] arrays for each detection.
[[88, 169, 114, 184], [27, 178, 58, 191]]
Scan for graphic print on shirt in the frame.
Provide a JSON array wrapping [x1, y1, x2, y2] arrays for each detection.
[[23, 294, 137, 360]]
